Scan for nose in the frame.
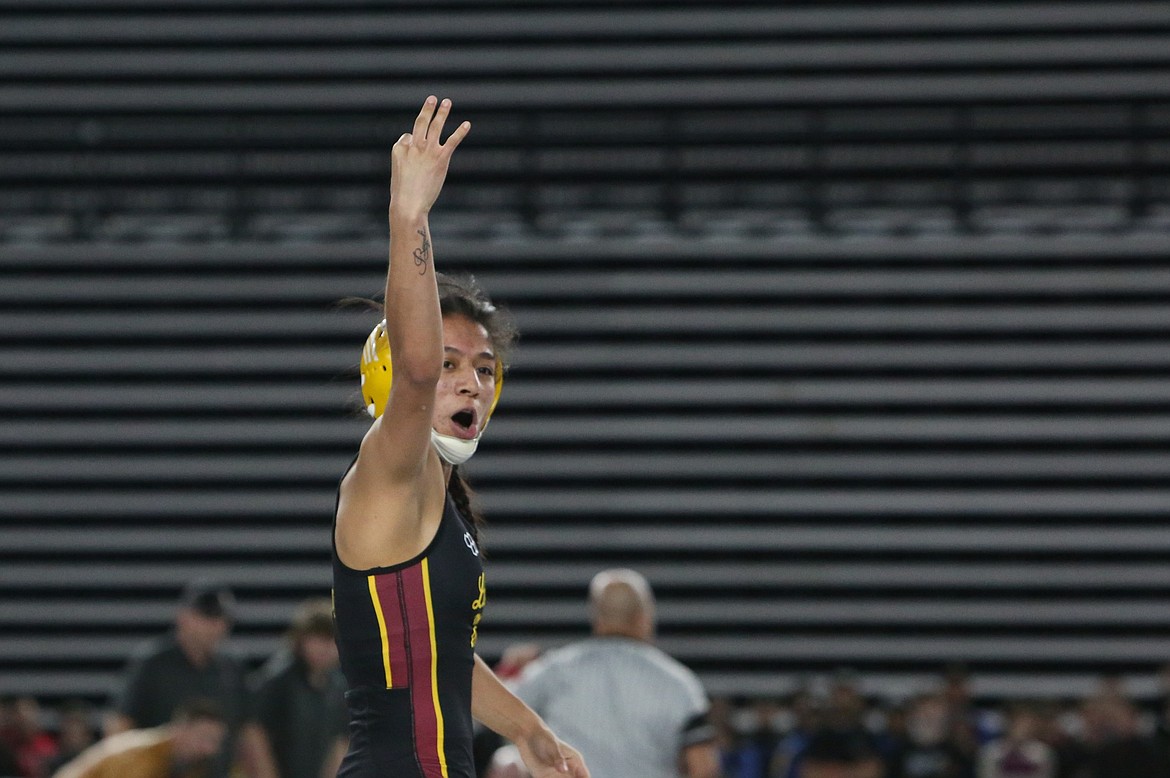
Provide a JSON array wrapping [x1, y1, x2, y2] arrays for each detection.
[[455, 365, 481, 396]]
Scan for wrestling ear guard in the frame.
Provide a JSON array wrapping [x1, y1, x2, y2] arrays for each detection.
[[359, 319, 504, 422]]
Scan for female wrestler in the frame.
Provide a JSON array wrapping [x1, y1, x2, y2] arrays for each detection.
[[331, 96, 589, 778]]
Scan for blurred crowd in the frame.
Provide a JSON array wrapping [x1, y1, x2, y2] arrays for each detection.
[[710, 667, 1170, 778], [7, 663, 1170, 778], [3, 577, 1170, 778], [2, 582, 347, 778]]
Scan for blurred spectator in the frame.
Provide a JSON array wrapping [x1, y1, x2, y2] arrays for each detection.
[[891, 694, 971, 778], [736, 699, 784, 778], [508, 568, 721, 778], [772, 691, 820, 778], [1081, 695, 1158, 778], [0, 699, 18, 771], [0, 697, 60, 778], [42, 702, 96, 777], [1149, 694, 1170, 774], [976, 704, 1054, 778], [796, 671, 883, 778], [105, 580, 250, 778], [940, 665, 990, 761], [494, 643, 542, 683], [1033, 702, 1087, 778], [244, 598, 348, 778], [709, 697, 767, 778], [872, 701, 909, 776], [52, 698, 225, 778]]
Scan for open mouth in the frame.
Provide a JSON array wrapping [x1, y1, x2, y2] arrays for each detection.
[[451, 409, 476, 431]]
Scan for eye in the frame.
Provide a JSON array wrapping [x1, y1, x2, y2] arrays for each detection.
[[477, 365, 495, 377], [443, 359, 455, 369]]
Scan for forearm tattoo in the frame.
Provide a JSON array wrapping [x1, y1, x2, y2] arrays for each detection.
[[412, 229, 431, 275]]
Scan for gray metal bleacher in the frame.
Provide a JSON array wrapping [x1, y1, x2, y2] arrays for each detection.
[[2, 0, 1170, 705]]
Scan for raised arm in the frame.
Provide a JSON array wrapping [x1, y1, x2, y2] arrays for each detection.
[[337, 96, 470, 567], [376, 95, 471, 477]]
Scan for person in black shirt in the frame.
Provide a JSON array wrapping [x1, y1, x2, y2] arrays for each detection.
[[106, 580, 250, 778], [246, 598, 349, 778]]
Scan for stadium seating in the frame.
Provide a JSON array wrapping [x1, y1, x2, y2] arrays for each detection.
[[2, 0, 1170, 704]]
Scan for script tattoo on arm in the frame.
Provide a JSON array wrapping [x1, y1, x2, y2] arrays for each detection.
[[412, 229, 431, 275]]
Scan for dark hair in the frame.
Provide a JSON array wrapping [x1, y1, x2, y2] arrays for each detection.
[[286, 597, 335, 646], [172, 698, 225, 725], [436, 272, 518, 370], [179, 579, 235, 622], [448, 467, 483, 544]]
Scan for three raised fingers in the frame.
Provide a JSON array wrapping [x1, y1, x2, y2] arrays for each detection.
[[409, 95, 469, 149]]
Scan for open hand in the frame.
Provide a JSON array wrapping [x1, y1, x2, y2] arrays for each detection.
[[515, 727, 590, 778], [390, 95, 471, 218]]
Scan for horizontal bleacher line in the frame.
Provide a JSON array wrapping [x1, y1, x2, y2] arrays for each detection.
[[2, 4, 1167, 43], [486, 599, 1170, 628], [4, 37, 1170, 80], [2, 524, 1170, 554], [4, 487, 1170, 521], [6, 596, 1170, 636], [8, 597, 1170, 630], [499, 378, 1170, 407], [0, 599, 328, 627], [5, 414, 1170, 448], [4, 377, 1170, 415], [0, 149, 521, 179], [5, 306, 1170, 343], [13, 301, 1170, 339], [7, 632, 1170, 665], [487, 526, 1170, 554], [3, 525, 1169, 556], [7, 343, 1170, 376], [511, 305, 1170, 334], [5, 235, 1170, 269], [5, 72, 1170, 112], [3, 560, 1170, 590], [5, 450, 1170, 484], [10, 268, 1170, 304]]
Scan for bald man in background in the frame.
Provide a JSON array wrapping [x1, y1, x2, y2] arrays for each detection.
[[499, 569, 722, 778]]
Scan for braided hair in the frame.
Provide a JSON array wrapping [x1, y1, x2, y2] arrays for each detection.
[[447, 467, 482, 543]]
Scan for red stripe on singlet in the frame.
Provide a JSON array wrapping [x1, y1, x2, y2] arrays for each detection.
[[372, 573, 410, 688], [401, 562, 447, 778]]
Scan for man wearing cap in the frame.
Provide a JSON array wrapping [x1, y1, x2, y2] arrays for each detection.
[[106, 580, 252, 778]]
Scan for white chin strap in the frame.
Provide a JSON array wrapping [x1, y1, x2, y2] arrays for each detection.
[[431, 429, 480, 465]]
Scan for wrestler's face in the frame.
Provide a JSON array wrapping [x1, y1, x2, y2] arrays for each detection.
[[431, 315, 497, 441]]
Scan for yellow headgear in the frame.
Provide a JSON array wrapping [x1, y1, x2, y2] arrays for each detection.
[[359, 319, 504, 421]]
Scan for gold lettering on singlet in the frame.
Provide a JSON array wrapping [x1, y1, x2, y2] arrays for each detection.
[[470, 573, 487, 647]]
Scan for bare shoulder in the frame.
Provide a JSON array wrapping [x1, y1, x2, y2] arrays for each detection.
[[53, 728, 168, 778], [335, 432, 447, 570]]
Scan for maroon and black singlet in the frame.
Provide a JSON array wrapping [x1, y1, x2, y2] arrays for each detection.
[[332, 476, 486, 778]]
